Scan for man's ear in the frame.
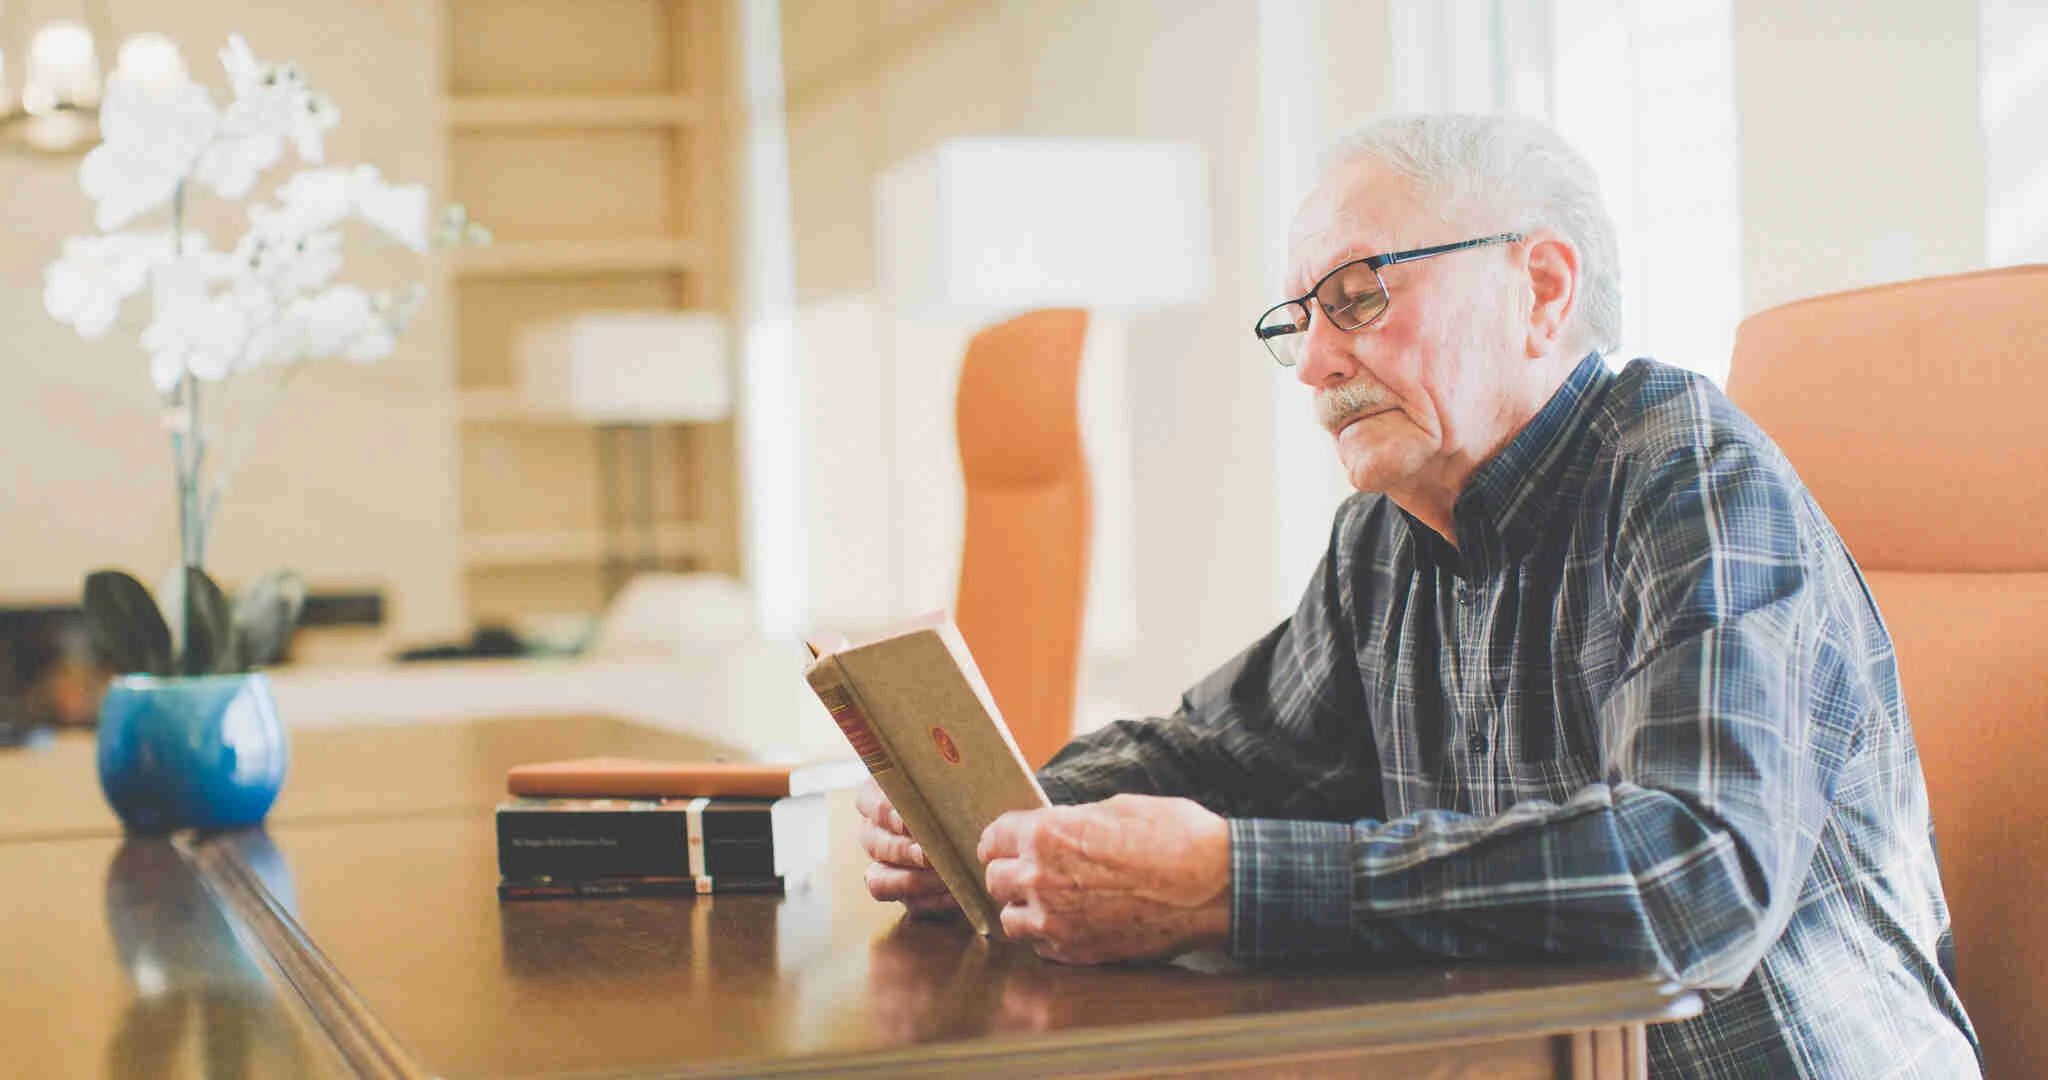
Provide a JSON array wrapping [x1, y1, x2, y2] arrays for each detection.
[[1521, 231, 1578, 359]]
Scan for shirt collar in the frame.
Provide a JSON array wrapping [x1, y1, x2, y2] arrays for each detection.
[[1437, 351, 1612, 577]]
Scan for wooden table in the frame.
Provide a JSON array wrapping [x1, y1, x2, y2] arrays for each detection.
[[0, 716, 1699, 1078]]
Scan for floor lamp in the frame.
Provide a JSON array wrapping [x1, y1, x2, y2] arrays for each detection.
[[518, 312, 732, 600], [876, 136, 1214, 740]]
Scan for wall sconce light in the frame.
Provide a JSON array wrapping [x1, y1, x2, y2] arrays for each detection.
[[0, 2, 185, 156]]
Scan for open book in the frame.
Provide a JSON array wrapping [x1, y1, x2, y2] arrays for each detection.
[[804, 612, 1048, 937]]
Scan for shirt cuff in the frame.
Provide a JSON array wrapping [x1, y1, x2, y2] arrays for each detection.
[[1228, 818, 1354, 962], [1035, 772, 1084, 806]]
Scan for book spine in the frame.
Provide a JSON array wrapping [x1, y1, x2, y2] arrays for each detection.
[[497, 874, 785, 901], [495, 800, 779, 881], [806, 657, 1005, 938], [812, 671, 895, 775]]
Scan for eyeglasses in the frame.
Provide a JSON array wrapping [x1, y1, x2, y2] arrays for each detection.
[[1253, 232, 1524, 367]]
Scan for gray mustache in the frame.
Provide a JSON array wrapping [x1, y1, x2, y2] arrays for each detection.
[[1315, 381, 1391, 431]]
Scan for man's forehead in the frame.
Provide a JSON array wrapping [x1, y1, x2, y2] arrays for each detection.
[[1284, 162, 1415, 289]]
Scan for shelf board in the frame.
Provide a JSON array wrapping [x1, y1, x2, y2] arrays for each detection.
[[444, 93, 706, 130], [457, 389, 582, 425], [462, 524, 713, 569], [451, 239, 704, 278], [457, 390, 733, 426]]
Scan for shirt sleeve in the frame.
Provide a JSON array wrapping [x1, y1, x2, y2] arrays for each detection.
[[1036, 498, 1388, 827], [1230, 423, 1862, 992]]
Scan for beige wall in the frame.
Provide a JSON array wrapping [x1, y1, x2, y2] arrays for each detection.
[[0, 1, 463, 645], [1735, 2, 1986, 315]]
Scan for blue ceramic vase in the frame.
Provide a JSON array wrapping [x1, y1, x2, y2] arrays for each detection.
[[97, 673, 289, 833]]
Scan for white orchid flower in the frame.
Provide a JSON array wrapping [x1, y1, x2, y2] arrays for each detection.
[[271, 167, 355, 235], [275, 230, 342, 297], [204, 36, 338, 202], [78, 76, 220, 230], [271, 165, 429, 252], [142, 259, 249, 392], [348, 166, 430, 253], [294, 284, 378, 359], [45, 232, 155, 338], [340, 288, 420, 362], [43, 231, 215, 339], [241, 303, 306, 370], [291, 93, 341, 162], [344, 323, 397, 363], [218, 35, 267, 107], [194, 129, 282, 200], [41, 32, 478, 584], [233, 208, 344, 299]]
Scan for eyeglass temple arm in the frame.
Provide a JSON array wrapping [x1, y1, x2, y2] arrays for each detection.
[[1376, 232, 1525, 267]]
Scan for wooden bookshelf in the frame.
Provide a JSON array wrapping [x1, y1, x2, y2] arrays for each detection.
[[442, 0, 738, 626], [444, 93, 706, 130], [448, 239, 708, 278], [460, 524, 715, 569]]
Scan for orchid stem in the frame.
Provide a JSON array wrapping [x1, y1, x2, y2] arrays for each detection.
[[168, 179, 207, 574], [203, 361, 306, 530]]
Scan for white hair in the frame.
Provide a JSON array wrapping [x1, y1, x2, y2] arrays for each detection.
[[1320, 114, 1622, 358]]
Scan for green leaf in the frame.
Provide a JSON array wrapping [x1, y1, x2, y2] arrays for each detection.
[[82, 570, 172, 676], [231, 569, 306, 669], [180, 566, 237, 676]]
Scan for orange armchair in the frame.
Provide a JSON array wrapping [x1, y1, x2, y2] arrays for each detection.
[[953, 309, 1092, 770], [1725, 265, 2048, 1079]]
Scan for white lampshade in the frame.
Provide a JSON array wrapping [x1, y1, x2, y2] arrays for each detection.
[[876, 137, 1214, 315], [21, 22, 100, 115], [518, 311, 732, 424], [115, 34, 189, 92]]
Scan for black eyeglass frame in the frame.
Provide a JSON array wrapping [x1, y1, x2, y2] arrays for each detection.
[[1253, 232, 1525, 366]]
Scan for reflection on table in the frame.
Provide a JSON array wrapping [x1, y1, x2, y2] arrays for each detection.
[[2, 715, 1697, 1078]]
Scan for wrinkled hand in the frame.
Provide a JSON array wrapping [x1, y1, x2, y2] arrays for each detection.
[[855, 779, 962, 918], [978, 793, 1231, 964]]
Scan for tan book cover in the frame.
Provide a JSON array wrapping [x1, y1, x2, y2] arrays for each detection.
[[803, 611, 1048, 937]]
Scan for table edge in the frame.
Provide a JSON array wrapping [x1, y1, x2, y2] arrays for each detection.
[[631, 977, 1701, 1080], [183, 831, 434, 1080], [189, 828, 1701, 1080]]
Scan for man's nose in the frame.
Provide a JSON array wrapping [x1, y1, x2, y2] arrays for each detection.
[[1293, 304, 1361, 389]]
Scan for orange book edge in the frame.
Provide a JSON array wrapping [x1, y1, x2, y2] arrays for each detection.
[[506, 757, 794, 799]]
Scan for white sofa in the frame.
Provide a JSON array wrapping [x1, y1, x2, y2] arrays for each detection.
[[265, 574, 850, 764]]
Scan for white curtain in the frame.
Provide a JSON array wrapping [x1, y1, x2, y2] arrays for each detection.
[[1391, 0, 1743, 383], [1981, 0, 2048, 267]]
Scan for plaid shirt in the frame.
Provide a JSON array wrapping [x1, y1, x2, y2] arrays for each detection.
[[1038, 354, 1981, 1078]]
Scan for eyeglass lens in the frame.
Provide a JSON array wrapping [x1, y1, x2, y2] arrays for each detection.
[[1257, 263, 1390, 367]]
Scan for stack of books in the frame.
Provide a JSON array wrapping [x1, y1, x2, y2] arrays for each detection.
[[494, 758, 850, 900]]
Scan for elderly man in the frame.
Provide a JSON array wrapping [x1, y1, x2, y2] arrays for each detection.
[[856, 114, 1980, 1078]]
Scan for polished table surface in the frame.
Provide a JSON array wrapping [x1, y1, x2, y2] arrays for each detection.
[[1, 715, 1700, 1078], [0, 714, 703, 843]]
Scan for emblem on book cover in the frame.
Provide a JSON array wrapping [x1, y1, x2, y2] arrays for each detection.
[[929, 725, 961, 764]]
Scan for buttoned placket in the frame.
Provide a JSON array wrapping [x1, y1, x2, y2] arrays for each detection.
[[1457, 576, 1498, 816], [1440, 567, 1491, 816]]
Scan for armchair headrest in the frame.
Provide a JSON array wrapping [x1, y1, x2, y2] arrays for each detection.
[[1725, 265, 2048, 572]]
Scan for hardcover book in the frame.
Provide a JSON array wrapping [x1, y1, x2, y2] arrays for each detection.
[[507, 759, 797, 800], [803, 612, 1049, 937], [497, 874, 786, 900], [505, 756, 868, 800], [495, 794, 826, 887]]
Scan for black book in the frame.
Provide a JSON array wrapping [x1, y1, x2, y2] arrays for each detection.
[[495, 794, 825, 884], [497, 874, 786, 900]]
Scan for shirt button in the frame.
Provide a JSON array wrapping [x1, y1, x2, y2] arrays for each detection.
[[1456, 585, 1474, 606], [1468, 732, 1488, 754]]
